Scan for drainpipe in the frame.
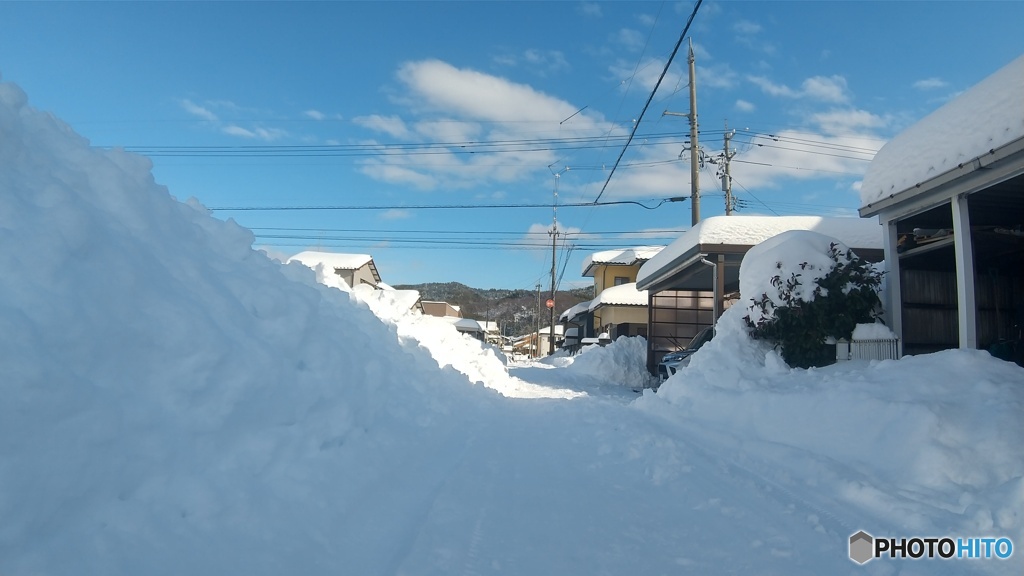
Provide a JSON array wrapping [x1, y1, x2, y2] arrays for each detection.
[[699, 256, 719, 325]]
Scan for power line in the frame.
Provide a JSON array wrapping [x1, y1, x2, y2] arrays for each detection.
[[209, 198, 689, 212], [250, 226, 686, 236], [593, 0, 704, 204]]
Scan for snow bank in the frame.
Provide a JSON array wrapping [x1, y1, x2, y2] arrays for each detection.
[[562, 336, 653, 389], [347, 284, 574, 399], [0, 79, 502, 573], [639, 229, 1024, 567]]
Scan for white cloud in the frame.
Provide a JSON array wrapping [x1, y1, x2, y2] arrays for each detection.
[[801, 75, 849, 103], [748, 75, 798, 98], [304, 109, 326, 121], [615, 28, 646, 52], [181, 99, 218, 122], [359, 161, 438, 190], [380, 209, 412, 220], [733, 20, 762, 35], [748, 74, 849, 103], [696, 63, 738, 89], [523, 49, 569, 73], [397, 59, 598, 127], [809, 108, 886, 135], [494, 49, 569, 77], [609, 57, 685, 97], [578, 2, 602, 17], [221, 125, 287, 141], [353, 114, 413, 139], [524, 222, 583, 248], [222, 125, 255, 138], [913, 77, 948, 90], [735, 99, 755, 113], [413, 119, 482, 143], [359, 59, 624, 193], [729, 128, 881, 190]]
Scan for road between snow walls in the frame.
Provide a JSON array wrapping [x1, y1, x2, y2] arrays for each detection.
[[1, 78, 1021, 576]]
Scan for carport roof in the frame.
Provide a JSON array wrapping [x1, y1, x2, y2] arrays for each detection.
[[860, 54, 1024, 216]]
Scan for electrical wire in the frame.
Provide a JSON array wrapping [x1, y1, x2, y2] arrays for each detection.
[[209, 198, 689, 212], [592, 0, 704, 204]]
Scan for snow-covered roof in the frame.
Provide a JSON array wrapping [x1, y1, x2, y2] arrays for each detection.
[[581, 245, 664, 277], [444, 317, 484, 333], [637, 215, 882, 291], [589, 282, 648, 311], [477, 321, 500, 333], [860, 54, 1024, 210], [288, 251, 374, 271], [559, 300, 592, 322]]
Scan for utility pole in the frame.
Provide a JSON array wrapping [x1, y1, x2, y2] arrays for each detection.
[[687, 38, 700, 225], [549, 227, 557, 355], [547, 167, 568, 356], [535, 283, 542, 358], [664, 39, 700, 226], [723, 124, 736, 215]]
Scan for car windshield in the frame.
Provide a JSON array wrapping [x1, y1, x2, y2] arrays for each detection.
[[687, 327, 714, 351]]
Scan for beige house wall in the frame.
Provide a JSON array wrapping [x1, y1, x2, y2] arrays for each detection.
[[594, 305, 647, 329]]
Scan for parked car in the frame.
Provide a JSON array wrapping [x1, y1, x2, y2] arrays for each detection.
[[657, 326, 715, 382]]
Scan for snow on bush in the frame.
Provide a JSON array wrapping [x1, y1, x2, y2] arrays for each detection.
[[742, 230, 884, 368]]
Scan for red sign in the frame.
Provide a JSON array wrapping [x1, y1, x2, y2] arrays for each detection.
[[545, 299, 555, 309]]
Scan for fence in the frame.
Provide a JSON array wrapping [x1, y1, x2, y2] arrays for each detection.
[[835, 338, 901, 362]]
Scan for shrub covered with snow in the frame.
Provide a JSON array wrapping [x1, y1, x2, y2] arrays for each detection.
[[742, 231, 884, 368]]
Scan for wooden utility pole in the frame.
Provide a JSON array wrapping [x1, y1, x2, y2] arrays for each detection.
[[687, 39, 700, 225], [723, 125, 735, 215], [535, 283, 541, 358], [549, 227, 557, 355], [664, 39, 700, 225]]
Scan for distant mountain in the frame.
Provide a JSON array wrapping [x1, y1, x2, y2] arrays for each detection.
[[393, 281, 594, 337]]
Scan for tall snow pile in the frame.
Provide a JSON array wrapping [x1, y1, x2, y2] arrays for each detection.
[[561, 335, 653, 390], [640, 230, 1024, 561], [345, 284, 577, 399], [0, 79, 497, 573]]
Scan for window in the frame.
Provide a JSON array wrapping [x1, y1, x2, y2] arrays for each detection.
[[614, 276, 629, 286]]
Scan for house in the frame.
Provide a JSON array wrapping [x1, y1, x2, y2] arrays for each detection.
[[421, 301, 462, 318], [443, 317, 486, 341], [477, 320, 503, 345], [636, 215, 884, 374], [563, 246, 664, 342], [535, 324, 564, 357], [588, 282, 649, 339], [513, 325, 565, 358], [288, 251, 382, 289], [859, 54, 1024, 365]]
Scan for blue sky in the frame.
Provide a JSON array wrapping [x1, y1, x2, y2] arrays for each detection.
[[2, 1, 1023, 291]]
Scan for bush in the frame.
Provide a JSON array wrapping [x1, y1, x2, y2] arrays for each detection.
[[744, 242, 884, 368]]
